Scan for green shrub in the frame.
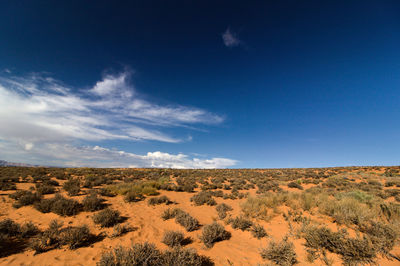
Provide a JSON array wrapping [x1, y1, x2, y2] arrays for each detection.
[[200, 222, 230, 248], [93, 208, 121, 227], [260, 238, 298, 266]]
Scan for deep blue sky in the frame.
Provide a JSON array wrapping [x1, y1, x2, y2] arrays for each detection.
[[0, 1, 399, 168]]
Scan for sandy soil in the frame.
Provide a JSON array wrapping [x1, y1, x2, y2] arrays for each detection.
[[0, 174, 399, 266]]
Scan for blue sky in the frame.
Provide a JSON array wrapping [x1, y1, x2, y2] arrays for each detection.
[[0, 1, 399, 168]]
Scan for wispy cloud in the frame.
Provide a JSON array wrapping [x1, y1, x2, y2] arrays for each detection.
[[222, 28, 241, 47], [0, 70, 236, 168], [0, 141, 237, 168]]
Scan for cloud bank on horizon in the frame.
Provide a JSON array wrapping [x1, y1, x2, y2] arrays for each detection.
[[0, 70, 237, 168]]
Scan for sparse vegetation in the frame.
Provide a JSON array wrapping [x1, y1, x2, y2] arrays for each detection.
[[260, 237, 298, 266], [200, 222, 230, 248], [92, 208, 122, 227]]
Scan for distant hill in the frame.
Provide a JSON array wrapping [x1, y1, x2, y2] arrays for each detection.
[[0, 160, 37, 167]]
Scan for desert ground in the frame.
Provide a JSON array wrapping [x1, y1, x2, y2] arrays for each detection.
[[0, 166, 400, 265]]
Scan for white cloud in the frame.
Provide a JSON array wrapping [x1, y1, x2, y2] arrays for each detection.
[[0, 69, 236, 168], [222, 28, 241, 47], [0, 141, 237, 168], [0, 70, 223, 145]]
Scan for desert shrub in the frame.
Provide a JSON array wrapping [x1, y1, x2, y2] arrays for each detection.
[[110, 224, 132, 238], [0, 219, 21, 236], [287, 181, 303, 190], [379, 202, 400, 222], [0, 180, 17, 191], [227, 216, 253, 231], [148, 195, 172, 206], [98, 243, 164, 266], [93, 208, 121, 227], [98, 243, 213, 266], [82, 193, 105, 212], [190, 191, 216, 206], [9, 190, 41, 208], [241, 194, 287, 219], [303, 225, 377, 265], [98, 187, 116, 197], [35, 183, 55, 195], [45, 194, 81, 216], [175, 211, 200, 232], [59, 225, 91, 249], [336, 190, 373, 203], [251, 224, 267, 239], [260, 238, 298, 266], [20, 222, 39, 237], [215, 203, 232, 219], [200, 222, 230, 248], [319, 197, 373, 225], [359, 221, 398, 256], [300, 193, 316, 211], [124, 190, 144, 202], [63, 178, 81, 196], [161, 207, 183, 220], [162, 230, 185, 247], [162, 247, 214, 266]]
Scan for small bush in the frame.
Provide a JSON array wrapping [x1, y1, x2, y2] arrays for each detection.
[[82, 193, 104, 212], [162, 230, 185, 247], [200, 222, 230, 248], [59, 225, 91, 249], [9, 190, 41, 208], [175, 211, 200, 232], [227, 216, 253, 231], [35, 183, 55, 195], [124, 190, 144, 202], [50, 195, 81, 216], [110, 224, 132, 238], [148, 195, 172, 206], [163, 247, 214, 266], [162, 207, 183, 220], [319, 197, 374, 225], [251, 224, 267, 239], [98, 243, 213, 266], [287, 181, 303, 190], [303, 225, 377, 265], [63, 178, 81, 196], [20, 222, 39, 237], [216, 203, 232, 219], [93, 208, 121, 227], [0, 219, 21, 236], [260, 238, 298, 266], [190, 191, 216, 206], [98, 243, 164, 266]]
